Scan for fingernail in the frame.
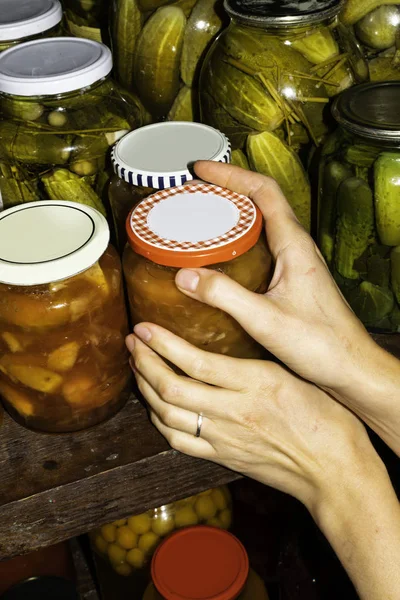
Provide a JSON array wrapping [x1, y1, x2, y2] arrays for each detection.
[[125, 335, 135, 353], [176, 269, 200, 292], [134, 324, 152, 342]]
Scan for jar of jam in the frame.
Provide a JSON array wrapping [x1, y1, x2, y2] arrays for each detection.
[[91, 486, 232, 580], [109, 121, 231, 252], [123, 182, 271, 359], [0, 0, 63, 54], [0, 201, 131, 432], [143, 526, 270, 600]]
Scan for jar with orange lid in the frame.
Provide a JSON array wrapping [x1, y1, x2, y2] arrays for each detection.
[[0, 201, 131, 432], [143, 525, 270, 600], [109, 121, 231, 252], [122, 182, 272, 359], [90, 486, 232, 585]]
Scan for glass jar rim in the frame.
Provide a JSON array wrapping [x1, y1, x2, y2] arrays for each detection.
[[224, 0, 343, 27]]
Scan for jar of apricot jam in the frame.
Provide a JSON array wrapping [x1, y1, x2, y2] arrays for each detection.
[[123, 183, 272, 359], [0, 201, 131, 432]]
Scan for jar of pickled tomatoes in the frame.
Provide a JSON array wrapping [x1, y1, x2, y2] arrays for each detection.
[[0, 201, 131, 432]]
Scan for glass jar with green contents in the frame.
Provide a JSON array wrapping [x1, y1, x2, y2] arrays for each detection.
[[0, 0, 63, 54], [341, 0, 400, 81], [64, 0, 107, 43], [109, 121, 231, 252], [0, 37, 146, 213], [318, 82, 400, 332], [199, 0, 368, 231]]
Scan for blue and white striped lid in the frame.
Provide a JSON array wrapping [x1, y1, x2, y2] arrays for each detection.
[[111, 122, 231, 190]]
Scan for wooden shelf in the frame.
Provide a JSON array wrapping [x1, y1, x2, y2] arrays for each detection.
[[0, 332, 398, 562]]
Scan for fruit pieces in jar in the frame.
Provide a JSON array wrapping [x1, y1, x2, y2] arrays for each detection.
[[91, 486, 232, 576], [0, 247, 131, 432]]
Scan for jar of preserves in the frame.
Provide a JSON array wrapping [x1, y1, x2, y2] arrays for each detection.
[[110, 0, 228, 121], [0, 0, 63, 54], [318, 81, 400, 332], [109, 121, 231, 251], [0, 37, 146, 212], [123, 182, 272, 358], [199, 0, 368, 231], [64, 0, 107, 43], [0, 201, 131, 432], [91, 487, 232, 578], [143, 526, 270, 600], [341, 0, 400, 81]]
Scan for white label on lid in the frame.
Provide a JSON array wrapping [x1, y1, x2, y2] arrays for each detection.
[[148, 192, 239, 243]]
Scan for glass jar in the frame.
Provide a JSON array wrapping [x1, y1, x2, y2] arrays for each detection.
[[109, 122, 231, 251], [110, 0, 228, 121], [91, 487, 232, 578], [199, 0, 368, 231], [64, 0, 107, 43], [143, 526, 270, 600], [123, 182, 272, 359], [0, 201, 131, 432], [341, 0, 400, 81], [0, 38, 145, 212], [318, 81, 400, 332], [0, 0, 63, 54]]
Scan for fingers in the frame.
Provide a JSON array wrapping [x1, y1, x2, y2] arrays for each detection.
[[150, 412, 216, 460], [194, 161, 311, 258]]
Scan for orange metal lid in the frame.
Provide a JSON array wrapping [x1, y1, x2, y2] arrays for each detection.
[[151, 526, 249, 600], [125, 183, 263, 268]]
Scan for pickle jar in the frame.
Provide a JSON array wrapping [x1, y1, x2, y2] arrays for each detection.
[[91, 487, 233, 579], [0, 37, 145, 212], [143, 526, 270, 600], [123, 182, 272, 359], [341, 0, 400, 81], [0, 201, 131, 432], [109, 121, 231, 251], [0, 0, 63, 54], [318, 81, 400, 332], [199, 0, 368, 231], [64, 0, 107, 43], [110, 0, 228, 122]]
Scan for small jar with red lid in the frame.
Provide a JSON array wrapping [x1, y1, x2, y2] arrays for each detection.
[[122, 182, 272, 359], [143, 525, 270, 600], [109, 122, 231, 252]]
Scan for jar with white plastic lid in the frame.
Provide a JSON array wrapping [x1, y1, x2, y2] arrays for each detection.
[[0, 0, 63, 54], [123, 182, 272, 359], [109, 121, 231, 252], [0, 201, 131, 432], [0, 37, 145, 212]]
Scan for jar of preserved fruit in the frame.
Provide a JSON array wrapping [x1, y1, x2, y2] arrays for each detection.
[[341, 0, 400, 81], [0, 37, 146, 212], [318, 81, 400, 332], [91, 487, 232, 579], [143, 526, 270, 600], [64, 0, 107, 43], [123, 182, 272, 358], [110, 121, 231, 251], [0, 201, 131, 432], [199, 0, 368, 231], [110, 0, 228, 121], [0, 0, 63, 54]]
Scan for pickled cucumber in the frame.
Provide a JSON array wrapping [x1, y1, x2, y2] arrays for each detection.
[[343, 143, 381, 167], [291, 27, 339, 64], [134, 6, 186, 117], [391, 246, 400, 303], [0, 122, 70, 166], [247, 131, 311, 231], [341, 0, 400, 25], [41, 169, 106, 216], [355, 5, 400, 50], [374, 152, 400, 246], [167, 86, 194, 121], [348, 281, 394, 326], [230, 149, 249, 169], [113, 0, 143, 89]]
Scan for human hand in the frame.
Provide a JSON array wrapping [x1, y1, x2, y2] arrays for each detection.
[[127, 323, 379, 513]]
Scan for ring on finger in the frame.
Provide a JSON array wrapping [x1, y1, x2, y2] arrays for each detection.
[[195, 413, 203, 438]]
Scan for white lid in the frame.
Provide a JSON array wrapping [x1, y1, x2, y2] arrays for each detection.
[[0, 0, 62, 42], [0, 37, 112, 96], [111, 122, 231, 190], [0, 201, 110, 286]]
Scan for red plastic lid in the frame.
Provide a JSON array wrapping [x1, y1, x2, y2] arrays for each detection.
[[151, 526, 249, 600]]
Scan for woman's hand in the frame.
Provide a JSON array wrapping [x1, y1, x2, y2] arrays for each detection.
[[173, 161, 400, 456], [127, 323, 378, 513]]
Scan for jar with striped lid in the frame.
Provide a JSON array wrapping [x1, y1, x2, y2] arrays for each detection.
[[109, 121, 231, 252]]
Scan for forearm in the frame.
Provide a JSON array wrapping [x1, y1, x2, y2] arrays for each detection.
[[312, 456, 400, 600]]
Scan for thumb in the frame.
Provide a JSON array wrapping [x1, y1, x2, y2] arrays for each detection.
[[175, 267, 277, 348]]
